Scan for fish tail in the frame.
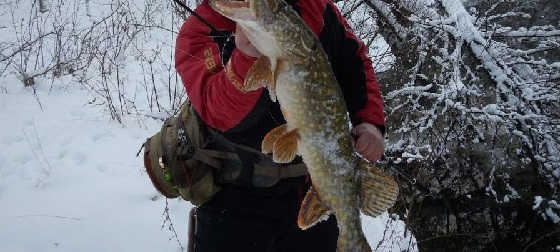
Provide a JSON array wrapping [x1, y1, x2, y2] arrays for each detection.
[[337, 229, 372, 252]]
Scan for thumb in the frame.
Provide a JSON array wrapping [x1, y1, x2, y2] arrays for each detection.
[[351, 123, 368, 136]]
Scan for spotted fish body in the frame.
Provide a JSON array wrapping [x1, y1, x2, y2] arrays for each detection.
[[270, 14, 370, 252], [210, 0, 398, 251]]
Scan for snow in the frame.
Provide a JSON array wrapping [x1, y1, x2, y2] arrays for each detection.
[[533, 196, 560, 224], [0, 76, 414, 251], [545, 208, 560, 224], [495, 27, 560, 38], [533, 196, 543, 210], [0, 78, 190, 252], [365, 0, 408, 41], [0, 0, 416, 250]]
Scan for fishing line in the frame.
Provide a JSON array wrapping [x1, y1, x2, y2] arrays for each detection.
[[172, 0, 221, 33], [388, 165, 433, 196], [172, 0, 235, 66]]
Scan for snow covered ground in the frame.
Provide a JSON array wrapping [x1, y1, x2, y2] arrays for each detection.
[[0, 0, 414, 250], [0, 77, 190, 252], [0, 77, 414, 251]]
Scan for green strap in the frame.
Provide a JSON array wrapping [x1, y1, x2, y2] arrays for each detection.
[[191, 149, 239, 169]]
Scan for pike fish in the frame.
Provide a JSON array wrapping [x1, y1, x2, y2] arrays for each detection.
[[210, 0, 399, 251]]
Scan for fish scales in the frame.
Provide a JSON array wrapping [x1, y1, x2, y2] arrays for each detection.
[[275, 35, 362, 241], [209, 0, 397, 251]]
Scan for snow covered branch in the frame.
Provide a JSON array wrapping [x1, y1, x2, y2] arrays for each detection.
[[365, 0, 560, 248]]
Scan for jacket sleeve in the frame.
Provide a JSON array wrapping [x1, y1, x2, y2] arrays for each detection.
[[337, 8, 386, 132], [175, 0, 262, 132], [299, 0, 386, 133]]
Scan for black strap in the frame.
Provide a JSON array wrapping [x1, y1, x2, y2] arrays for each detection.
[[253, 163, 308, 178], [187, 207, 197, 252]]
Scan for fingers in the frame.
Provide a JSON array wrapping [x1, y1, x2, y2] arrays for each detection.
[[351, 123, 367, 138], [354, 133, 369, 153], [352, 123, 384, 162], [358, 138, 381, 161]]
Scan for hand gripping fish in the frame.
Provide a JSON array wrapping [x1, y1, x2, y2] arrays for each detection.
[[210, 0, 399, 251]]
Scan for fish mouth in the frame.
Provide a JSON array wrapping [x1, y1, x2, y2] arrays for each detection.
[[209, 0, 256, 22]]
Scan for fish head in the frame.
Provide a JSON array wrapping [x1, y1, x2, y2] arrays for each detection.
[[209, 0, 282, 28], [210, 0, 309, 60]]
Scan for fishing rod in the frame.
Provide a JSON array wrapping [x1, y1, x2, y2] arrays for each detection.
[[172, 0, 221, 33]]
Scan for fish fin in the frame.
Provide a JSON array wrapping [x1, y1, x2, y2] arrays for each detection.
[[297, 186, 331, 230], [359, 162, 399, 217], [267, 58, 278, 102], [280, 108, 288, 121], [267, 81, 277, 102], [243, 56, 273, 92], [272, 128, 299, 163], [261, 124, 288, 154]]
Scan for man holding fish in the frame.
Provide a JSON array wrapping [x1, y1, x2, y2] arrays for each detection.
[[175, 0, 396, 251]]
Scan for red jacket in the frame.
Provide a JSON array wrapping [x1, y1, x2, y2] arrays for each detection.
[[175, 0, 385, 149]]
